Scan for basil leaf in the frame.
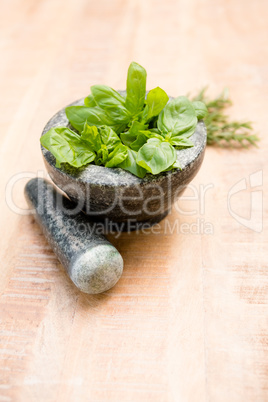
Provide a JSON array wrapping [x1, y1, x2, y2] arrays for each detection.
[[121, 121, 148, 147], [130, 133, 148, 151], [162, 158, 181, 172], [81, 124, 101, 150], [105, 105, 131, 124], [111, 122, 129, 134], [158, 96, 197, 138], [65, 106, 114, 132], [139, 129, 163, 140], [118, 148, 147, 178], [170, 136, 194, 148], [84, 95, 96, 107], [136, 138, 177, 174], [98, 126, 121, 150], [81, 124, 127, 167], [192, 100, 208, 119], [96, 145, 109, 165], [125, 62, 147, 115], [105, 143, 128, 168], [130, 130, 162, 151], [82, 123, 121, 155], [171, 159, 181, 169], [91, 85, 125, 108], [163, 130, 195, 148], [148, 128, 162, 135], [91, 85, 131, 124], [142, 87, 169, 122], [120, 132, 136, 148], [66, 140, 95, 168], [40, 127, 95, 168]]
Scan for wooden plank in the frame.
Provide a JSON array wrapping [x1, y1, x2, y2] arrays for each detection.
[[0, 0, 267, 400]]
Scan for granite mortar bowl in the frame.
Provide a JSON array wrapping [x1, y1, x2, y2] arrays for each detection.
[[41, 97, 207, 229]]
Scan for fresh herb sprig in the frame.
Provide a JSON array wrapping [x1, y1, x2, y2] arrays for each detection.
[[191, 88, 259, 147], [41, 62, 207, 178]]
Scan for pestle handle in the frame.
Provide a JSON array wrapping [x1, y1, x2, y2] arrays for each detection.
[[24, 178, 123, 294]]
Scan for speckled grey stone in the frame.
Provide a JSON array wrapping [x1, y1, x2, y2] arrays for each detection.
[[41, 94, 206, 227], [25, 178, 123, 294]]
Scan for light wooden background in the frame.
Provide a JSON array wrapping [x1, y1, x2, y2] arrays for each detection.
[[0, 0, 267, 401]]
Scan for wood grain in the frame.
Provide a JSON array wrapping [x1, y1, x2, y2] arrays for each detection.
[[0, 0, 267, 400]]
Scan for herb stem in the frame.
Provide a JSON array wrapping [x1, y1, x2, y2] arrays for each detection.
[[191, 88, 259, 147]]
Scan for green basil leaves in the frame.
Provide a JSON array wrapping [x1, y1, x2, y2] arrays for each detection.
[[40, 127, 96, 168], [136, 138, 177, 175], [192, 100, 208, 120], [142, 87, 169, 122], [158, 96, 197, 138], [40, 62, 207, 177], [125, 62, 147, 116], [118, 148, 147, 178], [65, 106, 114, 132]]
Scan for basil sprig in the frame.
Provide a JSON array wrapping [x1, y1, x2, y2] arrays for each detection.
[[40, 62, 207, 178]]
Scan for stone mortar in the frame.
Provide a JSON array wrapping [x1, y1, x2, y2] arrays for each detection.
[[41, 96, 207, 229]]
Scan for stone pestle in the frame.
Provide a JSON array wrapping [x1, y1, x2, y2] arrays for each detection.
[[24, 178, 123, 294]]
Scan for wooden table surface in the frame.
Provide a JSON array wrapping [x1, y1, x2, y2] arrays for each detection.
[[0, 0, 267, 401]]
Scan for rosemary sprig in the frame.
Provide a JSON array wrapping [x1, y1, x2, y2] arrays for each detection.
[[191, 87, 259, 147]]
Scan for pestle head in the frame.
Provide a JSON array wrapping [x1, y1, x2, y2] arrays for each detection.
[[70, 244, 123, 294]]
